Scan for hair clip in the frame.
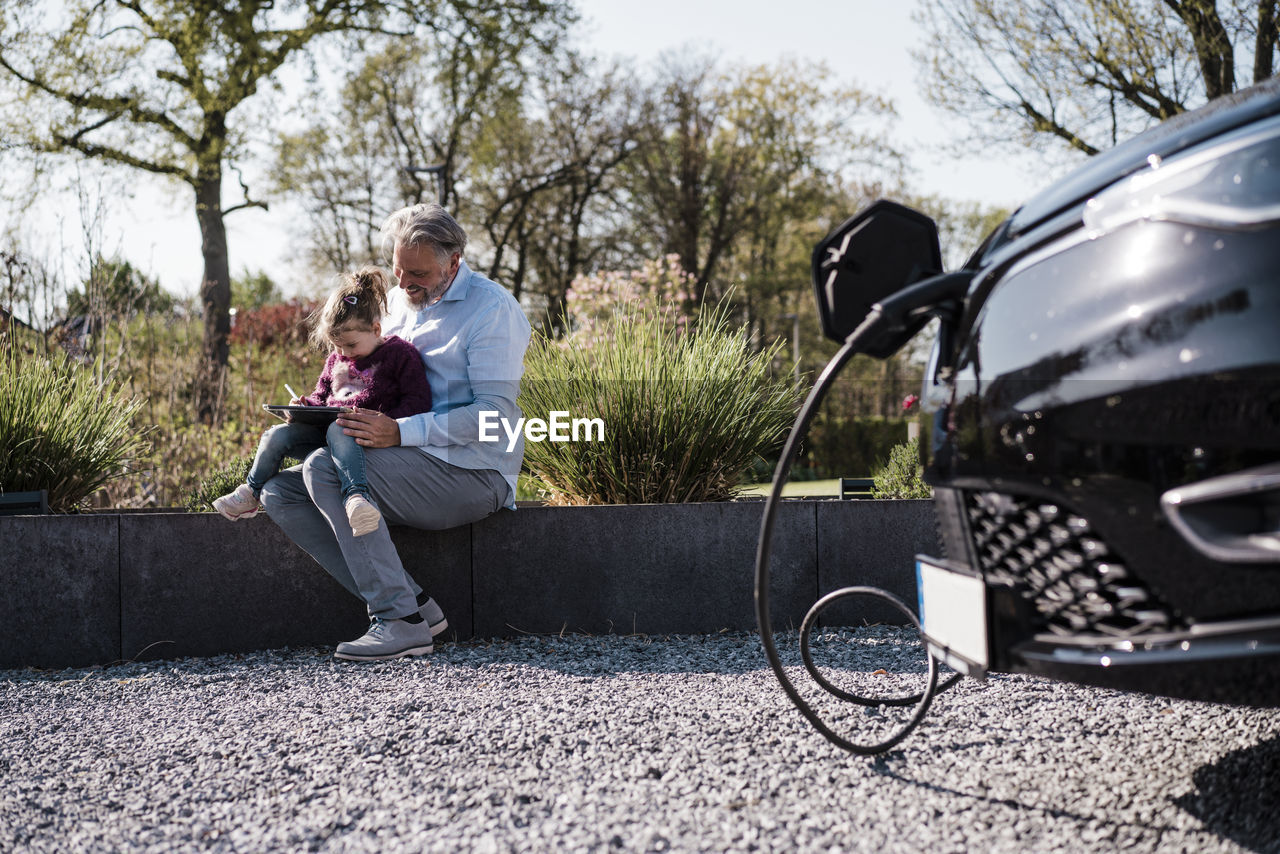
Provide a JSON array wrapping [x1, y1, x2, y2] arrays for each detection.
[[342, 295, 359, 306]]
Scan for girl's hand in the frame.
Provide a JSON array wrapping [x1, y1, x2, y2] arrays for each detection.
[[337, 408, 401, 448]]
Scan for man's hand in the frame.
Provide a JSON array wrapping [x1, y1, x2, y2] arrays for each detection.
[[337, 408, 401, 448]]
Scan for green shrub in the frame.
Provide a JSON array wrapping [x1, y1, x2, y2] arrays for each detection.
[[183, 454, 254, 512], [0, 351, 149, 512], [65, 307, 320, 507], [520, 301, 801, 504], [872, 438, 932, 499], [182, 452, 304, 511], [798, 414, 910, 479]]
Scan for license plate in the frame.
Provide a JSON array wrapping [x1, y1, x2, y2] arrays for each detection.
[[916, 555, 989, 677]]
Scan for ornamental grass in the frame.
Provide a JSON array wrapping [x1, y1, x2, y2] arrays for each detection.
[[1, 348, 149, 511], [520, 301, 800, 504]]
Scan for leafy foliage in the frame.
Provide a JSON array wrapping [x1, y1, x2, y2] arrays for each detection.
[[232, 270, 285, 312], [182, 452, 301, 511], [273, 7, 575, 277], [466, 50, 641, 314], [183, 455, 254, 513], [798, 415, 912, 481], [872, 438, 932, 500], [0, 350, 149, 511], [1, 9, 1028, 507], [624, 56, 901, 311], [65, 256, 173, 319], [520, 290, 801, 504], [273, 45, 901, 350], [8, 298, 323, 509]]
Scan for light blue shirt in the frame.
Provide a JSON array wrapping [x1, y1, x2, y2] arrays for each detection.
[[382, 260, 531, 508]]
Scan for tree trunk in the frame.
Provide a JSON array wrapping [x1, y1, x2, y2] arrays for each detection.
[[194, 173, 231, 424], [1255, 0, 1279, 83], [1165, 0, 1236, 99]]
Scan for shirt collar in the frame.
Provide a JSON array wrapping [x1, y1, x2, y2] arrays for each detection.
[[439, 260, 473, 303]]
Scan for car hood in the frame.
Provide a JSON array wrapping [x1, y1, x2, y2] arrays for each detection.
[[1000, 76, 1280, 245]]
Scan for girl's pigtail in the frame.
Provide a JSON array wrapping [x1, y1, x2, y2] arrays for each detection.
[[308, 266, 390, 350], [353, 266, 389, 315]]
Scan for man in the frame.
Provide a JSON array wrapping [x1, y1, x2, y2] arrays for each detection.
[[260, 203, 531, 661]]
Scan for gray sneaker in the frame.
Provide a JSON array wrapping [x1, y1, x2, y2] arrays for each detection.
[[419, 597, 449, 638], [333, 618, 433, 661]]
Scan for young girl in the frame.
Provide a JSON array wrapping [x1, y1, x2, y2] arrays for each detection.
[[213, 266, 432, 536]]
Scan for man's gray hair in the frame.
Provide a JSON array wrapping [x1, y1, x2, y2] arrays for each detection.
[[380, 203, 468, 265]]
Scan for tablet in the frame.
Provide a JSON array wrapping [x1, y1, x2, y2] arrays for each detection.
[[263, 404, 348, 426]]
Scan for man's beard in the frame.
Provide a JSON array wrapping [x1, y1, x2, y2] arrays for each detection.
[[403, 284, 430, 307], [403, 280, 446, 308]]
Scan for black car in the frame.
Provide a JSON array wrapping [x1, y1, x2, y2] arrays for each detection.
[[785, 76, 1280, 715]]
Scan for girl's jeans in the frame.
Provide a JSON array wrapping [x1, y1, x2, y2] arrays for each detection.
[[247, 421, 367, 501]]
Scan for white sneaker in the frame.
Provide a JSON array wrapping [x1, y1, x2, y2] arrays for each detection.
[[345, 493, 382, 537], [212, 483, 260, 521], [334, 618, 433, 661]]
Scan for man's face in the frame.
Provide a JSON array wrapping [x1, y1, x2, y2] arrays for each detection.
[[392, 242, 459, 308]]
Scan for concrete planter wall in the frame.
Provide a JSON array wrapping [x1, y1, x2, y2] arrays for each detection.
[[0, 499, 938, 669]]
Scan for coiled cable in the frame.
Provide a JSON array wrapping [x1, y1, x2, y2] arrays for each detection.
[[754, 316, 962, 754]]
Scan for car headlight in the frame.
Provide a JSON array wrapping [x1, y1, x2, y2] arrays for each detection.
[[1083, 114, 1280, 234]]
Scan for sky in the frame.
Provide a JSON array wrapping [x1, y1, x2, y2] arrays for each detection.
[[571, 0, 1048, 202], [24, 0, 1059, 301]]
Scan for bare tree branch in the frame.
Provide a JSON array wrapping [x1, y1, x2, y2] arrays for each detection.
[[49, 134, 191, 180], [915, 1, 1267, 158]]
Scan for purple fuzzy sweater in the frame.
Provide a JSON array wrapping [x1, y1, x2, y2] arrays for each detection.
[[299, 334, 432, 418]]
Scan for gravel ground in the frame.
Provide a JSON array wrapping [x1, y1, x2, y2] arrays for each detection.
[[2, 628, 1278, 853]]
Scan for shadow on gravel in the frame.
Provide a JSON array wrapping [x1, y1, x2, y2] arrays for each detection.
[[1174, 733, 1280, 854], [867, 760, 1190, 842], [440, 628, 932, 678], [865, 731, 1280, 853]]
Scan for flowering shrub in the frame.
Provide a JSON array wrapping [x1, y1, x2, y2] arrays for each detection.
[[563, 255, 695, 349]]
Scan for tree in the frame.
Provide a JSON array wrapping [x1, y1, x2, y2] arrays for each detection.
[[0, 242, 58, 341], [915, 0, 1280, 156], [464, 51, 642, 322], [66, 256, 173, 318], [623, 56, 901, 330], [908, 195, 1011, 270], [274, 5, 573, 278], [0, 0, 566, 420], [275, 26, 641, 329], [231, 268, 284, 311]]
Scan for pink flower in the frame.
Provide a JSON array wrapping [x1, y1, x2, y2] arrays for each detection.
[[902, 394, 920, 411]]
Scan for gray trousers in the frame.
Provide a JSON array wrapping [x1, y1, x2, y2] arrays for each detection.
[[260, 445, 508, 620]]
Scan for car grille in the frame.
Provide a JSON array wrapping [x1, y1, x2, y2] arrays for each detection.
[[964, 491, 1182, 638]]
